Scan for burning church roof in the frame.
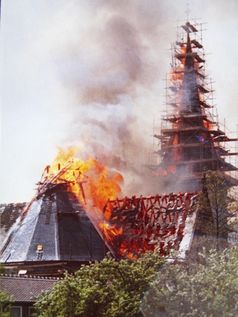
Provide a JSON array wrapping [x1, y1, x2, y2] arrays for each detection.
[[1, 20, 235, 275], [0, 147, 200, 273], [0, 149, 124, 273]]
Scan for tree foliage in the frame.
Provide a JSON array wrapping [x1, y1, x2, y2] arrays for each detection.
[[187, 172, 238, 262], [142, 247, 238, 317], [35, 253, 164, 317], [227, 186, 238, 232], [0, 291, 11, 317], [197, 171, 233, 248]]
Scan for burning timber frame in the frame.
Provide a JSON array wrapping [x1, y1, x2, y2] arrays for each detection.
[[102, 192, 198, 258]]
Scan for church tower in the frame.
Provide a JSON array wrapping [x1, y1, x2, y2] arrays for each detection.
[[152, 21, 238, 191]]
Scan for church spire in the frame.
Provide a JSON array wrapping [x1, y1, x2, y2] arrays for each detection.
[[151, 20, 238, 191], [181, 31, 202, 114]]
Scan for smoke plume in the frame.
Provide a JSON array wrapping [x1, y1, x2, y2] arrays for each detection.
[[1, 0, 238, 204], [48, 0, 172, 195]]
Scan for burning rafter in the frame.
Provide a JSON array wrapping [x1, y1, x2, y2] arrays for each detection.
[[101, 192, 198, 258]]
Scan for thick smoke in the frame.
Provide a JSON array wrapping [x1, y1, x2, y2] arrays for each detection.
[[60, 0, 164, 105], [2, 0, 238, 203], [51, 0, 173, 196], [72, 16, 145, 105]]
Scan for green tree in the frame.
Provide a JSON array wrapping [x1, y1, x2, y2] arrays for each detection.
[[142, 247, 238, 317], [197, 171, 232, 249], [226, 186, 238, 232], [0, 291, 11, 317], [0, 264, 5, 274], [35, 253, 164, 317]]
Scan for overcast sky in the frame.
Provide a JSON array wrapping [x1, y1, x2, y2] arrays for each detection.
[[1, 0, 238, 203]]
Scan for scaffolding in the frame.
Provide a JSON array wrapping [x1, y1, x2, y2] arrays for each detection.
[[151, 21, 238, 191]]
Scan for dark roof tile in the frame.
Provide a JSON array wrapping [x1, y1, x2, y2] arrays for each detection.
[[0, 274, 59, 302]]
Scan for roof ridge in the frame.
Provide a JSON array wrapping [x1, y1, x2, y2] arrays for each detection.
[[0, 273, 61, 280]]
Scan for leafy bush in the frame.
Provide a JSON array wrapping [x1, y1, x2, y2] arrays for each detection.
[[0, 291, 11, 317], [35, 253, 164, 317], [142, 247, 238, 317]]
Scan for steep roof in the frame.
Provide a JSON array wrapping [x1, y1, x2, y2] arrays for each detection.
[[0, 183, 107, 266], [0, 203, 25, 231], [180, 33, 202, 114]]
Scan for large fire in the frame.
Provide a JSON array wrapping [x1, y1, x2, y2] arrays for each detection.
[[31, 146, 197, 259], [39, 148, 197, 260], [42, 147, 123, 212], [102, 193, 198, 258], [39, 148, 125, 256]]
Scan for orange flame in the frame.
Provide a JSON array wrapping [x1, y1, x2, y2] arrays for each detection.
[[170, 44, 186, 82], [43, 147, 124, 216], [99, 222, 123, 241]]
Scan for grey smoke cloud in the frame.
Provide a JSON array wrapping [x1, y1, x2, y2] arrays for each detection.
[[59, 1, 163, 105], [1, 0, 238, 202], [49, 0, 170, 196]]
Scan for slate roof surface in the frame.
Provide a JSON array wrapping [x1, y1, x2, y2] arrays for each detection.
[[0, 203, 25, 231], [0, 274, 59, 302], [0, 184, 107, 264]]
